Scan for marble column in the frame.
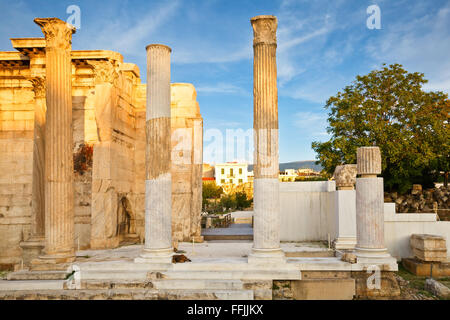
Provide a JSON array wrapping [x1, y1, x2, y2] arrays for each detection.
[[135, 44, 173, 264], [333, 164, 357, 250], [20, 76, 46, 265], [33, 18, 76, 264], [248, 15, 284, 264], [355, 147, 395, 264]]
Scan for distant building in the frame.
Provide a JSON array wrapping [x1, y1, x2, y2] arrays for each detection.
[[202, 163, 215, 178], [215, 162, 249, 186], [279, 169, 297, 182], [279, 168, 322, 182]]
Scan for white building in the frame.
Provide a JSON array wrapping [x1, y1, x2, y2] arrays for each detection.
[[215, 162, 249, 186], [279, 169, 297, 182]]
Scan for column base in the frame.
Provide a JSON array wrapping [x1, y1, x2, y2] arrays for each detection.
[[30, 251, 76, 271], [134, 247, 174, 265], [355, 247, 398, 270], [248, 248, 286, 265], [20, 237, 45, 266], [334, 237, 357, 250]]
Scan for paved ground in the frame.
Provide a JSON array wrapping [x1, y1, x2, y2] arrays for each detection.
[[201, 223, 253, 237], [73, 241, 330, 263]]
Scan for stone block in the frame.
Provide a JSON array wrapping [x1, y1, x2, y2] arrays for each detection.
[[425, 278, 450, 298], [352, 271, 400, 298], [410, 234, 447, 262], [402, 258, 450, 277], [291, 278, 355, 300]]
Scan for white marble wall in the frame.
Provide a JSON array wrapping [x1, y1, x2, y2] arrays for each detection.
[[279, 181, 335, 242]]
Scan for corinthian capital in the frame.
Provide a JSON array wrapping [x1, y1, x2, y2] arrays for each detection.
[[29, 76, 46, 99], [87, 60, 119, 85], [333, 164, 357, 190], [34, 18, 76, 50], [251, 15, 277, 46]]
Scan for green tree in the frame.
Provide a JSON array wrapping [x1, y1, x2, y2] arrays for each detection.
[[312, 64, 450, 193], [219, 194, 235, 211], [235, 191, 252, 210], [202, 181, 223, 211]]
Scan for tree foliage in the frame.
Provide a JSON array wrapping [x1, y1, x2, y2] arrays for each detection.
[[312, 64, 450, 193]]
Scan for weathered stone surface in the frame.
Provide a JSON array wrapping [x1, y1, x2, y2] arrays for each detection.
[[356, 146, 382, 176], [136, 44, 173, 264], [410, 234, 447, 262], [333, 164, 357, 190], [6, 270, 68, 280], [1, 29, 145, 264], [171, 83, 203, 241], [291, 279, 355, 300], [425, 278, 450, 298], [355, 146, 395, 266], [249, 15, 284, 264], [33, 18, 76, 263], [352, 271, 401, 298], [402, 258, 450, 277]]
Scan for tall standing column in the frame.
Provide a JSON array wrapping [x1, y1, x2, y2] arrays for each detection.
[[20, 76, 46, 265], [33, 18, 76, 264], [355, 147, 396, 265], [135, 44, 173, 264], [248, 15, 285, 264]]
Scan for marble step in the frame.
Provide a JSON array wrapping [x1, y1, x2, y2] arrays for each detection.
[[0, 280, 65, 291], [78, 269, 300, 281], [80, 279, 244, 290], [0, 289, 254, 300], [7, 270, 70, 281]]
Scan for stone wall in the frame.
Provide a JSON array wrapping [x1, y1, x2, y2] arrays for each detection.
[[0, 37, 204, 267], [0, 63, 34, 267], [279, 181, 336, 242], [385, 186, 450, 214], [0, 43, 147, 265], [89, 58, 142, 249], [169, 83, 203, 243]]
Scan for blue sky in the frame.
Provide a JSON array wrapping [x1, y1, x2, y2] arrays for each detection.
[[0, 0, 449, 163]]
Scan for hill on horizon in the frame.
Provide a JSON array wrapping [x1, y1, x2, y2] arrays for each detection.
[[248, 160, 322, 172]]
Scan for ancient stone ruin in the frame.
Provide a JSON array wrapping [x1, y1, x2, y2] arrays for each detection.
[[0, 15, 448, 301]]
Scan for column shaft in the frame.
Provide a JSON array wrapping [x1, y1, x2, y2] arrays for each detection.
[[33, 18, 76, 263], [249, 15, 284, 263], [355, 147, 396, 266], [30, 77, 46, 239], [136, 44, 173, 264]]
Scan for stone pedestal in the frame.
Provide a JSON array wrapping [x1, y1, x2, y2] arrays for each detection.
[[334, 190, 357, 250], [248, 15, 285, 264], [135, 44, 173, 265], [355, 147, 396, 266], [333, 164, 357, 250], [410, 234, 447, 262], [32, 18, 76, 265]]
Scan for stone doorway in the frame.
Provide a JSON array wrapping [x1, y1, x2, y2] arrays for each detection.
[[117, 196, 139, 245]]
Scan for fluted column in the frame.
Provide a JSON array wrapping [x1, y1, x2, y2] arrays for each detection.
[[248, 15, 284, 264], [30, 76, 46, 240], [33, 18, 76, 264], [355, 147, 395, 264], [20, 76, 46, 265], [135, 44, 173, 264]]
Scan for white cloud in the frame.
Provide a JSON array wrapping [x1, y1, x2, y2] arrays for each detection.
[[365, 2, 450, 93], [196, 82, 247, 95], [293, 111, 330, 139], [75, 1, 181, 56]]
